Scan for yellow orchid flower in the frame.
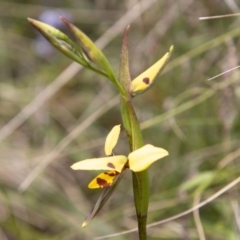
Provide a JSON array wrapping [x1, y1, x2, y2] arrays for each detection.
[[71, 125, 169, 188], [131, 45, 174, 96]]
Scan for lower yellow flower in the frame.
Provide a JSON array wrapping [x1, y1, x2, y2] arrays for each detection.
[[88, 170, 119, 189], [71, 125, 169, 188]]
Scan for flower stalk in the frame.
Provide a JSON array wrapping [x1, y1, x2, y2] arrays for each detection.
[[119, 26, 148, 239]]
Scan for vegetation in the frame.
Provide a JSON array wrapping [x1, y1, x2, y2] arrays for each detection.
[[1, 1, 240, 239]]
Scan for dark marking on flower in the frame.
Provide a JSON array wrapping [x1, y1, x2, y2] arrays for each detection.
[[107, 162, 115, 169], [143, 77, 150, 85], [104, 171, 118, 177], [96, 178, 111, 188]]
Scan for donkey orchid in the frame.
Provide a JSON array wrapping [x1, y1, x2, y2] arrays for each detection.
[[71, 125, 168, 189]]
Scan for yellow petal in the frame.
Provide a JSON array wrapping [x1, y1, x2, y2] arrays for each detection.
[[131, 46, 173, 96], [88, 171, 119, 189], [128, 144, 169, 172], [104, 125, 121, 156], [71, 155, 127, 172]]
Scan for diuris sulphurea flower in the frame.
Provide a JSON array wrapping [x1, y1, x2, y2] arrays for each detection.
[[71, 125, 169, 188], [131, 45, 173, 97], [29, 18, 173, 236]]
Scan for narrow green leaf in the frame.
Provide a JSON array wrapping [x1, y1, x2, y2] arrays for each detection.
[[119, 26, 143, 146], [119, 25, 131, 99]]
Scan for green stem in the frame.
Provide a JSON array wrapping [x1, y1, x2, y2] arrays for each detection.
[[119, 26, 149, 239], [121, 98, 149, 239], [82, 63, 125, 96], [132, 171, 149, 240]]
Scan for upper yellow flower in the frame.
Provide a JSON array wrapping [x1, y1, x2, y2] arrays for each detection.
[[131, 45, 174, 96], [71, 125, 168, 188]]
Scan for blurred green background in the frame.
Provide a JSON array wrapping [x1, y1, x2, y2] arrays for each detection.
[[1, 0, 240, 239]]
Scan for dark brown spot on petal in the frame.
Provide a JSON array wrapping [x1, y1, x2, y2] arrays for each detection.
[[108, 173, 116, 177], [96, 178, 111, 188], [107, 162, 115, 169], [143, 77, 150, 85], [104, 171, 118, 177]]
